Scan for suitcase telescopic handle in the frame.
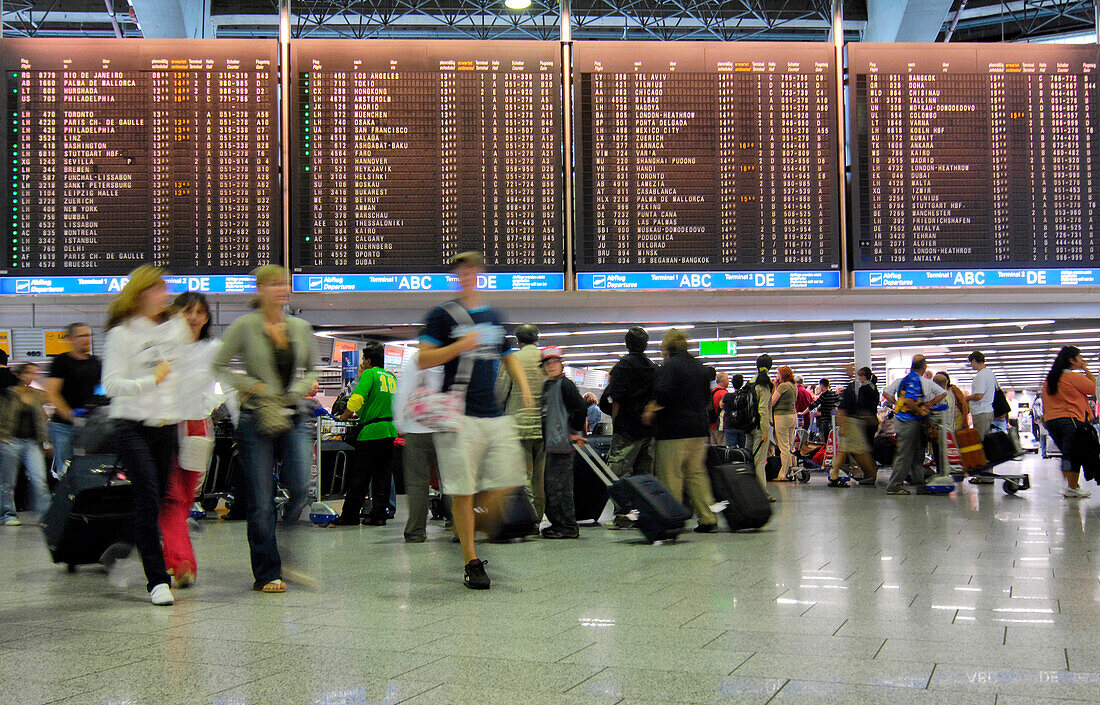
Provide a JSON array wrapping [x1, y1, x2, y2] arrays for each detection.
[[573, 441, 617, 487]]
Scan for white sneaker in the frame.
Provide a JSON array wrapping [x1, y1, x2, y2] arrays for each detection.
[[2, 518, 22, 527], [1062, 486, 1091, 498], [149, 583, 175, 606]]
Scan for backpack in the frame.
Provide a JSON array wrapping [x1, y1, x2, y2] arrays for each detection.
[[992, 387, 1011, 417], [725, 385, 760, 433]]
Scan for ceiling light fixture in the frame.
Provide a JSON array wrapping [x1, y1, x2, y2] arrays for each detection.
[[504, 0, 532, 8]]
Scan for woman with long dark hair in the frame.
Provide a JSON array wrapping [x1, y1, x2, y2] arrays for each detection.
[[213, 265, 317, 593], [746, 354, 777, 502], [158, 292, 221, 587], [102, 265, 190, 606], [1041, 346, 1095, 498]]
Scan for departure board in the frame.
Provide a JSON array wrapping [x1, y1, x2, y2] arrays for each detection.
[[290, 40, 563, 292], [850, 44, 1100, 287], [0, 39, 279, 287], [573, 42, 840, 290]]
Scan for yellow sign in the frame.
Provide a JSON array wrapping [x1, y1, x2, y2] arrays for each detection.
[[0, 330, 10, 356], [44, 330, 72, 356]]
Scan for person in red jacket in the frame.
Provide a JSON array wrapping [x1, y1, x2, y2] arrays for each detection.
[[795, 377, 814, 429], [710, 372, 729, 446]]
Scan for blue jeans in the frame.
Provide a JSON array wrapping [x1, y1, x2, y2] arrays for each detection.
[[1045, 417, 1083, 476], [48, 421, 74, 477], [0, 438, 49, 520], [724, 429, 746, 449], [236, 411, 310, 586]]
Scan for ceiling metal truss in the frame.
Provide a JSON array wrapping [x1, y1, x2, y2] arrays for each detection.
[[938, 0, 1097, 42]]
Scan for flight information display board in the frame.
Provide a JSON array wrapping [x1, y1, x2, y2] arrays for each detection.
[[850, 43, 1100, 288], [0, 39, 279, 294], [573, 42, 841, 291], [290, 40, 563, 293]]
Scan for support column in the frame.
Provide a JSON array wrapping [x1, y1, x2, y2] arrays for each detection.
[[561, 0, 575, 291], [854, 321, 872, 371]]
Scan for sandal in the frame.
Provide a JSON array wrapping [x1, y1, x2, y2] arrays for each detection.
[[254, 579, 286, 593], [827, 478, 849, 488], [767, 495, 778, 503]]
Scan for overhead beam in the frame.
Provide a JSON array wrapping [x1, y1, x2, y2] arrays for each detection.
[[864, 0, 954, 42], [129, 0, 211, 38]]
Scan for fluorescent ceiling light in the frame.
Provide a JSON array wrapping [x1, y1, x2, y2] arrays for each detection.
[[504, 0, 532, 8], [875, 320, 1056, 333], [539, 325, 694, 338]]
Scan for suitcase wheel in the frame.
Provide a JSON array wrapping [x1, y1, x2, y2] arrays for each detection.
[[200, 497, 219, 512], [1003, 480, 1021, 495], [797, 469, 811, 483]]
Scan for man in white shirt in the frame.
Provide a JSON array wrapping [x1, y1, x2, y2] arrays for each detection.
[[394, 350, 443, 543], [966, 351, 997, 439]]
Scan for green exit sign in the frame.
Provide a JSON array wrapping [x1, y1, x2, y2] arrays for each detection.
[[699, 340, 736, 356]]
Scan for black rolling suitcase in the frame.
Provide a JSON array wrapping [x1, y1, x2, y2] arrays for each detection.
[[575, 441, 690, 543], [708, 462, 771, 531], [481, 486, 539, 541], [41, 454, 132, 571], [573, 435, 612, 523]]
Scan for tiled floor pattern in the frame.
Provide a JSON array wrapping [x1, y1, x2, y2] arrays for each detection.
[[1, 455, 1098, 705]]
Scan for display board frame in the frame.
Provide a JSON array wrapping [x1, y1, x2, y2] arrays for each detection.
[[0, 38, 281, 294], [571, 40, 842, 291], [848, 42, 1100, 289], [287, 38, 565, 293]]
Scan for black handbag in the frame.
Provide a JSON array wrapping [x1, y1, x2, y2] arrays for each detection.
[[1071, 422, 1100, 482]]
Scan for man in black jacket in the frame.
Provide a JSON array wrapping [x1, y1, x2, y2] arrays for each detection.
[[539, 347, 588, 539], [601, 327, 656, 529], [643, 329, 718, 533]]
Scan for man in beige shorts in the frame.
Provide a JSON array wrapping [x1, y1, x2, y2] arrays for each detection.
[[829, 364, 879, 487], [418, 252, 533, 590]]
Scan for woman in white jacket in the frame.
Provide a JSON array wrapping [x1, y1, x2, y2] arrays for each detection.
[[102, 266, 189, 606], [158, 291, 222, 589]]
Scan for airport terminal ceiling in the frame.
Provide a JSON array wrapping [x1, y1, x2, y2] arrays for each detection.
[[1, 1, 1095, 42]]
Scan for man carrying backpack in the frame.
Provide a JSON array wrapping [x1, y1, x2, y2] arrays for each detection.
[[601, 327, 656, 530], [722, 374, 746, 449]]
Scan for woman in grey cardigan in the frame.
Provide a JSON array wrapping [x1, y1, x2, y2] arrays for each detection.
[[213, 265, 317, 594]]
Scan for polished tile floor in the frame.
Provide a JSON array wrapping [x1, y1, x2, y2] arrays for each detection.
[[1, 454, 1098, 705]]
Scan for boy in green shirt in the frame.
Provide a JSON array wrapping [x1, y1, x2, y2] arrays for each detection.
[[333, 341, 398, 526]]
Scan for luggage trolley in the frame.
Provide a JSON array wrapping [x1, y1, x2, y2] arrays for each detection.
[[308, 406, 340, 525], [945, 424, 1031, 496]]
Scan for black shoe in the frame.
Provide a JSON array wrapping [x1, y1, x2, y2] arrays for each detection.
[[541, 528, 579, 539], [361, 516, 387, 526], [915, 487, 936, 495], [608, 516, 634, 530], [827, 478, 849, 488], [693, 523, 718, 534], [464, 559, 490, 589], [328, 516, 360, 527]]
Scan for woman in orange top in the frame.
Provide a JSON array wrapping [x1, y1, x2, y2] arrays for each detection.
[[1041, 346, 1096, 498]]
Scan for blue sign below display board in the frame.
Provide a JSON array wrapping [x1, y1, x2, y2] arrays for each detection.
[[854, 269, 1100, 289], [577, 271, 841, 291], [0, 275, 256, 295], [293, 273, 564, 293]]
